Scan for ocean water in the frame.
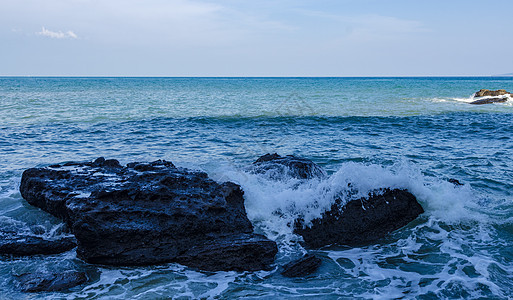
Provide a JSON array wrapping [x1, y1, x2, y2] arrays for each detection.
[[0, 77, 512, 299]]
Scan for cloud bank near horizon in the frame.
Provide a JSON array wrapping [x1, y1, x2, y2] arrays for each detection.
[[1, 0, 512, 76]]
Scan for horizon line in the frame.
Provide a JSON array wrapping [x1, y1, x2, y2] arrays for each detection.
[[1, 75, 512, 78]]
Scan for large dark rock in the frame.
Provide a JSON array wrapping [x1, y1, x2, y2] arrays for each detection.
[[0, 230, 76, 256], [280, 254, 322, 278], [252, 153, 327, 179], [470, 89, 511, 105], [15, 271, 87, 292], [20, 157, 277, 271], [294, 189, 424, 248]]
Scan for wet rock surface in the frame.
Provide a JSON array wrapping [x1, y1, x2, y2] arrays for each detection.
[[470, 89, 511, 105], [15, 271, 88, 292], [470, 97, 509, 105], [252, 154, 424, 248], [448, 178, 464, 186], [280, 254, 322, 278], [19, 157, 277, 271], [176, 233, 277, 272], [474, 89, 511, 97], [294, 189, 424, 248], [252, 153, 327, 179], [0, 230, 76, 256]]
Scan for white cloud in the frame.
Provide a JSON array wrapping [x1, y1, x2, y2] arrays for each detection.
[[37, 27, 77, 39]]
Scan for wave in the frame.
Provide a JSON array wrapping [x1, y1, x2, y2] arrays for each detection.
[[440, 94, 513, 105], [2, 159, 510, 299], [204, 161, 484, 246], [204, 160, 510, 298]]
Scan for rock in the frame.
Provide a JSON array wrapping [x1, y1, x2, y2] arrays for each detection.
[[470, 97, 509, 105], [0, 231, 76, 256], [16, 271, 87, 292], [470, 89, 511, 105], [294, 189, 424, 248], [250, 154, 423, 248], [280, 254, 322, 278], [448, 178, 464, 186], [252, 153, 327, 179], [20, 157, 277, 271], [176, 233, 277, 272], [474, 89, 510, 97]]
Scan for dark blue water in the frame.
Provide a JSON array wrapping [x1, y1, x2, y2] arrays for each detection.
[[0, 77, 512, 299]]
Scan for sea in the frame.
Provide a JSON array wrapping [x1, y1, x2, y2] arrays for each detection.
[[0, 77, 512, 299]]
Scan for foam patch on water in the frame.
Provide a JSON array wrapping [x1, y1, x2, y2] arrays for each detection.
[[70, 264, 240, 299], [324, 219, 510, 299], [206, 160, 510, 298]]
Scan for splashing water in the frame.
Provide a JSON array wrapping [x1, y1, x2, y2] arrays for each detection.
[[1, 77, 512, 298]]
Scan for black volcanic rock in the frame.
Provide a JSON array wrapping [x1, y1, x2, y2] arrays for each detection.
[[0, 231, 76, 256], [16, 271, 88, 292], [20, 157, 277, 271], [294, 189, 424, 248], [176, 233, 277, 271], [280, 254, 322, 278], [251, 154, 424, 247], [252, 153, 327, 179]]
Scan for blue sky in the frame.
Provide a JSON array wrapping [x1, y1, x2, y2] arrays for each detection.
[[2, 0, 512, 76]]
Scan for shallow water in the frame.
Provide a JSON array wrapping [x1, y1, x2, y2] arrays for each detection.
[[0, 77, 512, 299]]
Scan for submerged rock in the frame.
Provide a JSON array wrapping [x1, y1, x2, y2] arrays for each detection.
[[470, 89, 511, 105], [15, 271, 87, 292], [20, 157, 277, 271], [448, 178, 464, 186], [252, 153, 327, 179], [0, 231, 76, 256], [294, 189, 424, 248], [280, 254, 322, 278], [470, 97, 509, 105]]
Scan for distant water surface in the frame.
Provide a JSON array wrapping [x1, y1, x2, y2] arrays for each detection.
[[0, 77, 512, 299]]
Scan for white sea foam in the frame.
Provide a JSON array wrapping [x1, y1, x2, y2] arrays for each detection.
[[446, 94, 513, 104], [324, 219, 508, 299], [69, 264, 239, 299], [54, 165, 90, 172], [72, 191, 91, 198], [206, 160, 484, 248], [3, 160, 505, 299]]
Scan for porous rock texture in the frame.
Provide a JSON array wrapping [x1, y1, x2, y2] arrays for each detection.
[[20, 157, 277, 271]]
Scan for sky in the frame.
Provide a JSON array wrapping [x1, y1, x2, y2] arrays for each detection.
[[1, 0, 512, 76]]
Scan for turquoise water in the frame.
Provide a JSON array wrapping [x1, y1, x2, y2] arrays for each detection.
[[0, 77, 512, 299]]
